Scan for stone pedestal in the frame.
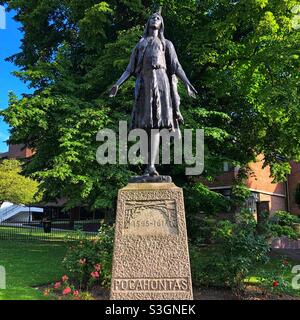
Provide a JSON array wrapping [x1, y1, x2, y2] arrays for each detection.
[[110, 183, 193, 300]]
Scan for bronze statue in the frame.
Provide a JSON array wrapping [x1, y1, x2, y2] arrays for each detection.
[[109, 12, 197, 177]]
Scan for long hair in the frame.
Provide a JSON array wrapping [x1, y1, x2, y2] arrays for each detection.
[[142, 12, 166, 51]]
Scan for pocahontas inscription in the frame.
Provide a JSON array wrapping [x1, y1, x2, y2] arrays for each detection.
[[113, 278, 189, 292], [110, 183, 193, 300]]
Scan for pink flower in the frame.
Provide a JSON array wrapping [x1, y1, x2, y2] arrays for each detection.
[[94, 264, 101, 271], [79, 258, 86, 265], [62, 275, 69, 282], [54, 281, 61, 289], [91, 271, 100, 279], [73, 290, 79, 296], [272, 280, 279, 287], [62, 287, 72, 295]]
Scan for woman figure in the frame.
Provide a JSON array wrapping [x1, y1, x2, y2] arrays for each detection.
[[109, 12, 197, 176]]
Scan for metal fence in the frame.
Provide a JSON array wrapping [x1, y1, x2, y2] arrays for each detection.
[[0, 219, 100, 241]]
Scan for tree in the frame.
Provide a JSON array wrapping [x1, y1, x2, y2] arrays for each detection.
[[1, 0, 300, 212], [0, 159, 40, 205]]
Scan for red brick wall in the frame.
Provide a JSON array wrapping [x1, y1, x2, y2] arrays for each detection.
[[246, 155, 286, 196], [259, 193, 287, 215], [5, 144, 34, 159], [203, 155, 286, 195], [201, 171, 236, 188]]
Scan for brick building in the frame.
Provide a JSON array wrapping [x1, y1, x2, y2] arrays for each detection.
[[203, 155, 300, 216], [0, 144, 34, 159]]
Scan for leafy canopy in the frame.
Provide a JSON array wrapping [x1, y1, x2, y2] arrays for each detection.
[[0, 159, 40, 205], [1, 0, 300, 210]]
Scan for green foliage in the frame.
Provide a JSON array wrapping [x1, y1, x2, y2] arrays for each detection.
[[184, 183, 231, 242], [198, 216, 218, 245], [269, 210, 300, 239], [0, 159, 41, 205], [270, 224, 299, 239], [231, 183, 251, 208], [185, 182, 231, 215], [191, 209, 269, 292], [62, 224, 114, 289], [271, 210, 300, 225], [251, 258, 297, 297], [190, 244, 227, 288], [2, 0, 300, 211]]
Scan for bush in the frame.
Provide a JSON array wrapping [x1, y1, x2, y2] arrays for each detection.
[[189, 244, 226, 288], [190, 210, 270, 293], [214, 211, 269, 292], [269, 211, 300, 239], [184, 183, 231, 243], [271, 211, 300, 226], [62, 224, 114, 290], [192, 216, 219, 246]]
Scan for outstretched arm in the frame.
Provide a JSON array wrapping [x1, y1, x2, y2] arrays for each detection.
[[176, 67, 198, 99], [167, 41, 197, 98], [109, 71, 131, 97]]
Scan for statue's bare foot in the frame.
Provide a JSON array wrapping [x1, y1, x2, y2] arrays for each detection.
[[144, 165, 159, 177], [149, 166, 159, 176]]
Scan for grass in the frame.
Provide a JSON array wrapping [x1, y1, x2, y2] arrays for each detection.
[[0, 240, 67, 300], [0, 226, 97, 241]]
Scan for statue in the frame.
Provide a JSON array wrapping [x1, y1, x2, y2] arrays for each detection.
[[109, 12, 197, 177]]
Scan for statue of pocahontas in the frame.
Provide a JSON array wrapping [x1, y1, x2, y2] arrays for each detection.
[[109, 12, 197, 177]]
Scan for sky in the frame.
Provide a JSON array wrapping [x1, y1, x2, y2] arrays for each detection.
[[0, 8, 31, 153]]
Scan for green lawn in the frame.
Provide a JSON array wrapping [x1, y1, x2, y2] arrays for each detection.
[[0, 241, 67, 300], [0, 226, 97, 241]]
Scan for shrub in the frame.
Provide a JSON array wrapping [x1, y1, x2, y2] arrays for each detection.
[[184, 183, 231, 243], [62, 224, 114, 290], [271, 211, 300, 226], [44, 275, 95, 300], [198, 216, 218, 245], [254, 258, 293, 297], [214, 210, 269, 291], [190, 210, 269, 293], [269, 211, 300, 239], [189, 244, 225, 288]]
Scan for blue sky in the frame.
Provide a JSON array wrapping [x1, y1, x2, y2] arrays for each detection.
[[0, 9, 31, 152]]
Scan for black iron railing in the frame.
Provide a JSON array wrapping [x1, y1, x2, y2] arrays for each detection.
[[0, 219, 100, 241]]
